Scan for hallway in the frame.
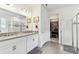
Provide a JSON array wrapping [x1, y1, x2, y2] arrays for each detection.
[[50, 38, 59, 43], [28, 41, 71, 54]]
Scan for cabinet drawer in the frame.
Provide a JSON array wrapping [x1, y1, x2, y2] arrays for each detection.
[[0, 43, 14, 54]]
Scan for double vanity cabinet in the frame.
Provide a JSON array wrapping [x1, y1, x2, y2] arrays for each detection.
[[0, 5, 39, 54], [0, 33, 38, 54]]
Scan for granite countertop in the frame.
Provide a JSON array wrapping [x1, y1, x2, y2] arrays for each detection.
[[0, 31, 38, 42]]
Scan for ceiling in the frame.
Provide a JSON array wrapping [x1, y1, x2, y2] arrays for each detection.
[[14, 4, 39, 9], [47, 4, 79, 10], [13, 4, 79, 11]]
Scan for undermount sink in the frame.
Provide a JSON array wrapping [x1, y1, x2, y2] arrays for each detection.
[[0, 33, 19, 37], [0, 34, 13, 37]]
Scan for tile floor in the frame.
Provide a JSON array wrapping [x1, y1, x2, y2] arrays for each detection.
[[28, 40, 72, 54], [41, 41, 71, 54], [50, 38, 59, 43]]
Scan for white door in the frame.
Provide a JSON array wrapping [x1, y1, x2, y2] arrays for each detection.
[[62, 19, 72, 46]]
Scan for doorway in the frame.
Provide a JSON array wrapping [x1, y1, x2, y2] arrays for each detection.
[[50, 15, 59, 43]]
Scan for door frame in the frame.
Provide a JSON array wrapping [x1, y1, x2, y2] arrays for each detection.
[[49, 14, 60, 44]]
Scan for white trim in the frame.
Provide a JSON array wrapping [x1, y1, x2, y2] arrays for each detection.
[[50, 14, 60, 44]]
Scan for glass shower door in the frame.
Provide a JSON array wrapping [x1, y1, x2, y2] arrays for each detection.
[[72, 14, 79, 54]]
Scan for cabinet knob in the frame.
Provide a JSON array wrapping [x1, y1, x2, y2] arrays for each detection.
[[33, 38, 35, 41], [12, 45, 16, 51]]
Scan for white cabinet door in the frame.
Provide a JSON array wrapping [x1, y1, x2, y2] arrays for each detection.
[[26, 34, 38, 53], [26, 35, 34, 53], [33, 34, 38, 48], [14, 37, 27, 54], [0, 45, 13, 54], [0, 40, 15, 54]]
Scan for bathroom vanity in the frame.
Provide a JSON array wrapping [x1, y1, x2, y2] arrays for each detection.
[[0, 32, 38, 54], [0, 5, 39, 54]]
